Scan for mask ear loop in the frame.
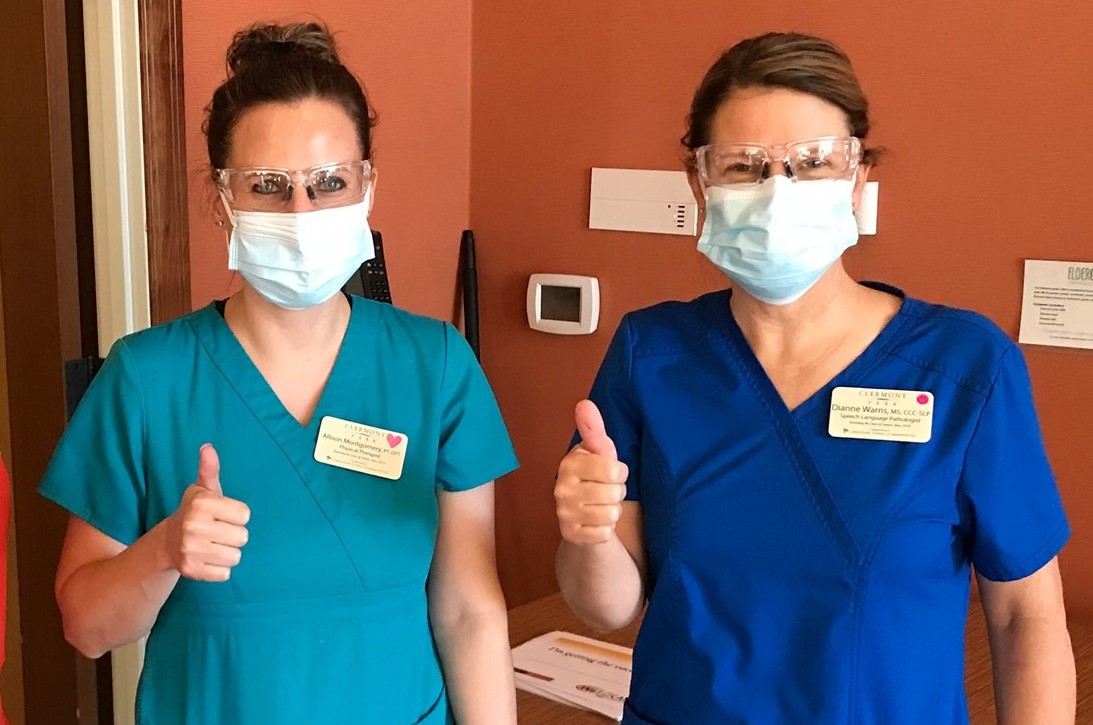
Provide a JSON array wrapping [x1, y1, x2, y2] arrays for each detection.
[[218, 190, 237, 227], [217, 190, 237, 257], [850, 166, 861, 213]]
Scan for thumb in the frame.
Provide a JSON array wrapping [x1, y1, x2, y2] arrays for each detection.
[[196, 444, 222, 495], [575, 400, 617, 459]]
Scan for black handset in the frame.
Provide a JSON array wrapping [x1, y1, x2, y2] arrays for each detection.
[[344, 230, 392, 303], [459, 230, 480, 360]]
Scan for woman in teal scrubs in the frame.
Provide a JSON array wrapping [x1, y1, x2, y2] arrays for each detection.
[[42, 22, 518, 724], [554, 33, 1075, 724]]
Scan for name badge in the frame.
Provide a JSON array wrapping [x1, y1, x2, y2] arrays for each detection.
[[314, 416, 409, 480], [828, 387, 934, 443]]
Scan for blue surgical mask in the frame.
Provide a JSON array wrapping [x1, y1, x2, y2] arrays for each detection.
[[696, 176, 859, 305], [225, 196, 374, 310]]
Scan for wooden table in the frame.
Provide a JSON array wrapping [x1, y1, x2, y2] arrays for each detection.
[[508, 593, 1093, 724]]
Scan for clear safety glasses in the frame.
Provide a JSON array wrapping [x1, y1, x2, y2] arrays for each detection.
[[214, 159, 373, 213], [694, 136, 862, 187]]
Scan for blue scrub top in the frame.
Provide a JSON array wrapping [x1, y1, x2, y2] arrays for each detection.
[[582, 284, 1069, 725], [41, 295, 519, 725]]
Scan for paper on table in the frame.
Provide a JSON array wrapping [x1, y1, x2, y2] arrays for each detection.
[[512, 631, 633, 721], [1019, 260, 1093, 350]]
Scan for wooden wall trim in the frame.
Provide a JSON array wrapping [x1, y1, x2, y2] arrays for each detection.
[[138, 0, 191, 325], [0, 0, 85, 721]]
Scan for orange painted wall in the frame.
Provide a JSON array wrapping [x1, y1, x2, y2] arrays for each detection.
[[183, 2, 472, 320], [470, 2, 1093, 611]]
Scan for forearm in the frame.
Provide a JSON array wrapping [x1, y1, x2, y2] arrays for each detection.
[[990, 616, 1076, 724], [556, 537, 643, 631], [58, 521, 180, 658], [431, 606, 516, 724]]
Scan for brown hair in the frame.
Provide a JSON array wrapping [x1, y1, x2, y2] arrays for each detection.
[[203, 21, 376, 171], [683, 32, 879, 169]]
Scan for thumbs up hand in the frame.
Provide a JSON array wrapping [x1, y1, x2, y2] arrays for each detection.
[[164, 444, 250, 582], [555, 400, 629, 545]]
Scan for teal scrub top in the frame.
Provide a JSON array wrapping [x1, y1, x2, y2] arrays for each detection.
[[40, 295, 519, 725]]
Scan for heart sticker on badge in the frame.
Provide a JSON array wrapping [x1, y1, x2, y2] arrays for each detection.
[[386, 434, 403, 448]]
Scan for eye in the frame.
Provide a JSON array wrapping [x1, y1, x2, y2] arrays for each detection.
[[722, 162, 753, 174], [800, 156, 832, 170], [250, 175, 286, 195], [313, 174, 347, 193]]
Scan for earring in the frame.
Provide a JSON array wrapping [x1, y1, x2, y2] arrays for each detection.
[[216, 220, 224, 227]]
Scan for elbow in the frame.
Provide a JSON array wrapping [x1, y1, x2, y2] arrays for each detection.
[[57, 585, 108, 659], [60, 611, 108, 660], [557, 586, 641, 633], [574, 604, 639, 634], [430, 600, 508, 636], [71, 640, 108, 661], [592, 613, 639, 634], [428, 590, 509, 642], [555, 540, 646, 633]]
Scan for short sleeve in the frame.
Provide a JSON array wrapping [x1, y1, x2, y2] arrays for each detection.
[[569, 316, 643, 501], [959, 345, 1070, 582], [434, 324, 519, 491], [39, 339, 147, 546]]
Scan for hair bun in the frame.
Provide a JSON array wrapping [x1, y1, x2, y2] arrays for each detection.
[[227, 22, 341, 74]]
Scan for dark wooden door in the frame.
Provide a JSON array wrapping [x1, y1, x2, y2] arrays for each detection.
[[0, 1, 191, 723]]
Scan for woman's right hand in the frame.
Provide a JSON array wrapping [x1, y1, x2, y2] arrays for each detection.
[[554, 400, 629, 545], [163, 444, 250, 581]]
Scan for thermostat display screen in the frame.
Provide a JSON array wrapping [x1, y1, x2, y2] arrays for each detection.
[[541, 286, 581, 322], [526, 273, 599, 335]]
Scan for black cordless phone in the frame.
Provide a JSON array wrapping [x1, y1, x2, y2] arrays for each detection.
[[344, 230, 392, 303]]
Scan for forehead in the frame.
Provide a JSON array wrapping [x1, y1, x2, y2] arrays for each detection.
[[226, 98, 360, 169], [708, 87, 851, 146]]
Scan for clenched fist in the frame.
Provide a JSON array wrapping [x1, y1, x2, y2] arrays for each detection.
[[555, 400, 629, 545], [163, 444, 250, 582]]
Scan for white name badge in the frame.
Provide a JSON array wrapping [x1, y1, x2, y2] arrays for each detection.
[[828, 387, 934, 443], [314, 416, 409, 480]]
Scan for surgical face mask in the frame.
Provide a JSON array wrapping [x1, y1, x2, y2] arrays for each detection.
[[225, 195, 374, 310], [696, 176, 859, 305]]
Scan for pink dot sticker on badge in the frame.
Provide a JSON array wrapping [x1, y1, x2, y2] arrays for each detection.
[[917, 394, 930, 405]]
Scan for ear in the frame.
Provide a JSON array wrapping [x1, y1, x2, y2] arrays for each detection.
[[686, 168, 708, 237], [367, 169, 379, 216], [214, 190, 236, 233], [686, 168, 705, 213], [213, 201, 227, 229], [851, 164, 872, 212]]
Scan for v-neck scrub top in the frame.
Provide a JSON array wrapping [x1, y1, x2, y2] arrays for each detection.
[[583, 284, 1069, 725], [40, 295, 519, 725]]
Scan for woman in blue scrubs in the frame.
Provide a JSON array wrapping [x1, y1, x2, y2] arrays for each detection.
[[42, 22, 518, 724], [555, 33, 1075, 724]]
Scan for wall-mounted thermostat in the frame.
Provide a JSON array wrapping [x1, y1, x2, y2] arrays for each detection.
[[527, 274, 599, 335]]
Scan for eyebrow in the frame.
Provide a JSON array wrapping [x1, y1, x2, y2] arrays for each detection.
[[221, 160, 361, 174]]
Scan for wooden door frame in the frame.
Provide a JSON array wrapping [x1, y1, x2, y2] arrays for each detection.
[[0, 1, 89, 722], [0, 1, 190, 723], [139, 0, 191, 325], [96, 4, 191, 722]]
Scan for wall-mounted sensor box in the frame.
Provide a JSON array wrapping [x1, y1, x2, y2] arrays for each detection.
[[589, 168, 698, 236], [527, 274, 599, 335]]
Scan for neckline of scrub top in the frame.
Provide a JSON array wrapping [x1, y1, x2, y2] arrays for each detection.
[[711, 281, 915, 421], [212, 291, 353, 319], [187, 295, 368, 478]]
